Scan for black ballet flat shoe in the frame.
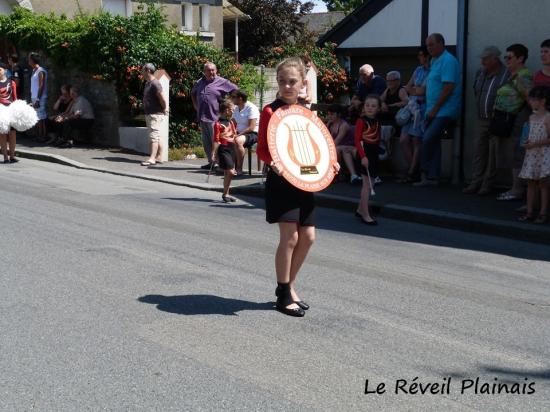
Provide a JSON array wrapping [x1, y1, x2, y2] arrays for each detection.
[[275, 302, 305, 317], [276, 286, 309, 310], [362, 218, 378, 226]]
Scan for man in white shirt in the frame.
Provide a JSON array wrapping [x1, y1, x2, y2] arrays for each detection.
[[230, 90, 260, 175]]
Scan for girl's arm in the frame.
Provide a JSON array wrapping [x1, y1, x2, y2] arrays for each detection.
[[11, 81, 17, 101], [354, 119, 366, 159], [257, 106, 273, 164]]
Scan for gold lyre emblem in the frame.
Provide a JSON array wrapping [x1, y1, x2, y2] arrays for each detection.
[[286, 121, 321, 175]]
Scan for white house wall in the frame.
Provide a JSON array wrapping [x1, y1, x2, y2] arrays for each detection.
[[0, 0, 13, 14], [428, 0, 457, 45], [340, 0, 423, 48]]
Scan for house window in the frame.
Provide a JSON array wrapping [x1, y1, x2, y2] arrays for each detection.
[[181, 2, 192, 30], [102, 0, 129, 17], [199, 5, 210, 31]]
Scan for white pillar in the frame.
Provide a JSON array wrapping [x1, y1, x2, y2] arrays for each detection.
[[154, 70, 171, 163]]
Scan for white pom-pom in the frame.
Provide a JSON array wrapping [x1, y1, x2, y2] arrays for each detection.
[[0, 105, 10, 134], [8, 100, 39, 132]]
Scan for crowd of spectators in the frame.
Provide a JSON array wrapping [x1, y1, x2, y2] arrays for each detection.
[[324, 33, 550, 224]]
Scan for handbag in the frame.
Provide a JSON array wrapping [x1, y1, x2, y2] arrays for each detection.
[[489, 109, 516, 138], [395, 106, 411, 126]]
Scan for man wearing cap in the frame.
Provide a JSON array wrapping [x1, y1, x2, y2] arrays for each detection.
[[141, 63, 167, 166], [192, 62, 237, 169], [353, 64, 387, 101], [463, 46, 510, 194]]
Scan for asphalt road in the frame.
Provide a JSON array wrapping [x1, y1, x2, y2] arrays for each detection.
[[1, 159, 549, 411]]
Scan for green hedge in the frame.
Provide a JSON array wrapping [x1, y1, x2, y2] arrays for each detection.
[[0, 3, 264, 148]]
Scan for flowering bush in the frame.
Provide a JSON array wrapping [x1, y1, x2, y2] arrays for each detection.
[[263, 43, 350, 102], [0, 4, 264, 148]]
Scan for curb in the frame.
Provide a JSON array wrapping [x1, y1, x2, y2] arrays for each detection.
[[16, 149, 550, 245]]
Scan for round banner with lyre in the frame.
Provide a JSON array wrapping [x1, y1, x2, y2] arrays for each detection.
[[267, 105, 338, 192]]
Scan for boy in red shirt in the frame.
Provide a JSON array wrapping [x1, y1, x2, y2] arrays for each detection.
[[212, 100, 238, 202]]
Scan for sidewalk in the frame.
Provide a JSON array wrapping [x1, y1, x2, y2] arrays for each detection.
[[15, 136, 550, 245]]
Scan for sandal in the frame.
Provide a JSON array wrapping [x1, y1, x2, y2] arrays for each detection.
[[534, 214, 547, 224], [517, 214, 534, 222], [222, 195, 237, 203], [141, 160, 156, 166], [496, 191, 521, 201]]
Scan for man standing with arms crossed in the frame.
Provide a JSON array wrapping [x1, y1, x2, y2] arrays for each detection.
[[192, 62, 237, 169]]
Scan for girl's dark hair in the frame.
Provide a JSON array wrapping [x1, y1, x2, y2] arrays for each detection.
[[528, 85, 550, 100], [231, 89, 248, 102], [541, 39, 550, 49], [0, 61, 8, 70], [219, 99, 233, 113], [365, 94, 382, 107], [327, 104, 344, 115]]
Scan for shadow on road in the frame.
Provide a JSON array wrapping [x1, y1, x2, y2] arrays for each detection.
[[92, 156, 142, 164], [232, 195, 550, 262], [445, 365, 550, 383], [137, 294, 273, 316]]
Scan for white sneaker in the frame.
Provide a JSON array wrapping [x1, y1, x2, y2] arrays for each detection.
[[374, 176, 382, 186], [350, 174, 362, 184]]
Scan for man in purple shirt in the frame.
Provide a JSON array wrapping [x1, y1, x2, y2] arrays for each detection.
[[191, 62, 237, 168]]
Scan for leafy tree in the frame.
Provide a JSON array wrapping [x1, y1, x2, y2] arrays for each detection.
[[323, 0, 364, 13], [227, 0, 314, 62]]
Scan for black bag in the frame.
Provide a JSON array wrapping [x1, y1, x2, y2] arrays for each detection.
[[489, 110, 516, 138]]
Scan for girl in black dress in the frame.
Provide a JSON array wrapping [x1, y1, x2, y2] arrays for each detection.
[[257, 57, 339, 317]]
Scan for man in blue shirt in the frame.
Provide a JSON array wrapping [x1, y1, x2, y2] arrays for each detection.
[[353, 64, 387, 101], [414, 33, 462, 186]]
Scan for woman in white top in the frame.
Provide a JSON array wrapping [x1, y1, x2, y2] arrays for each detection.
[[230, 89, 260, 175]]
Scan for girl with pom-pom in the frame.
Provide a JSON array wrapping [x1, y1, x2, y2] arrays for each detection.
[[0, 61, 18, 163]]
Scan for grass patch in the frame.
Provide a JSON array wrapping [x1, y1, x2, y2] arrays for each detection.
[[169, 146, 206, 161]]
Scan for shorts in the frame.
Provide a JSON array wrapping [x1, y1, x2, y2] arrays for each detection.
[[265, 169, 315, 226], [243, 132, 258, 148], [34, 96, 48, 120], [145, 114, 166, 142], [355, 142, 379, 177], [217, 143, 235, 170]]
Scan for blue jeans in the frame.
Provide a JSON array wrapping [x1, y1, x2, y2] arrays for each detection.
[[420, 116, 453, 179]]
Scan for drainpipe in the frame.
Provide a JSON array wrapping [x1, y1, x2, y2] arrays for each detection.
[[454, 0, 469, 184], [235, 17, 239, 63]]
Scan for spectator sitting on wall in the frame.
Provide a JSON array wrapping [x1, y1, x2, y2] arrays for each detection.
[[413, 33, 461, 187], [380, 70, 409, 127], [55, 86, 94, 148], [47, 84, 73, 145], [327, 104, 362, 185], [230, 89, 259, 175], [353, 64, 387, 101]]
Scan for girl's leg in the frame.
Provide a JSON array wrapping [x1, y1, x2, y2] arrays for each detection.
[[357, 175, 374, 221], [275, 222, 300, 310], [0, 134, 7, 161], [8, 129, 16, 160], [410, 138, 421, 175], [288, 225, 315, 302], [526, 181, 536, 215], [222, 170, 234, 196], [538, 180, 548, 215], [400, 132, 412, 166], [341, 147, 359, 177]]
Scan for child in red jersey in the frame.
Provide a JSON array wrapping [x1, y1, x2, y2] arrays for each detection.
[[354, 94, 382, 225], [257, 57, 340, 317], [212, 99, 238, 202]]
